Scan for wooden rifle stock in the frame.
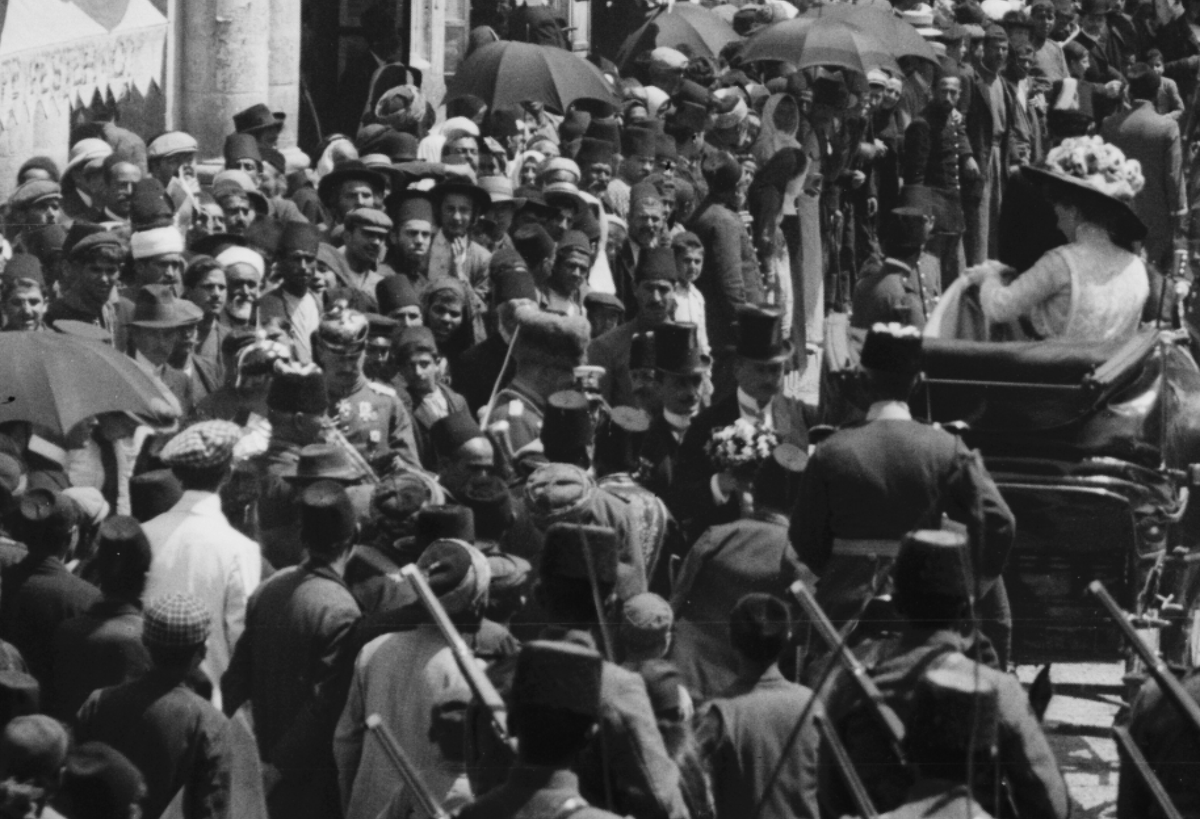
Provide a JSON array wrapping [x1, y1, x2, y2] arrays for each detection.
[[817, 713, 879, 819], [1113, 726, 1185, 819], [366, 714, 450, 819]]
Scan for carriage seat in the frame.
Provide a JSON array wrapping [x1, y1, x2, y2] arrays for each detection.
[[921, 328, 1159, 390]]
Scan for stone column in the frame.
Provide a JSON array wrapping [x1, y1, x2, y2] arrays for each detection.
[[267, 0, 301, 149], [179, 0, 271, 160]]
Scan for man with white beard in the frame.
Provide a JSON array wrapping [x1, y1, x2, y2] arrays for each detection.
[[215, 245, 266, 331]]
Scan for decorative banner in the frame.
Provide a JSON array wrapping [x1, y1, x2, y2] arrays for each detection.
[[0, 0, 167, 129]]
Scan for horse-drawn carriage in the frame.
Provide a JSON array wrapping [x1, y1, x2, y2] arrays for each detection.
[[823, 300, 1200, 668]]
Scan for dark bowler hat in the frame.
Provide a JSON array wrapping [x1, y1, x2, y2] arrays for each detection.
[[860, 322, 922, 376], [281, 443, 365, 483], [267, 367, 328, 414], [223, 133, 262, 166], [655, 322, 709, 375], [541, 390, 592, 467], [908, 666, 1000, 754], [594, 406, 651, 473], [190, 232, 249, 257], [129, 285, 203, 329], [233, 103, 285, 134], [430, 411, 484, 457], [299, 480, 358, 548], [668, 101, 709, 135], [634, 246, 678, 285], [376, 275, 422, 316], [461, 474, 515, 543], [540, 522, 619, 585], [415, 504, 476, 549], [430, 179, 492, 217], [128, 470, 183, 523], [317, 160, 386, 207], [895, 529, 973, 601], [512, 640, 604, 716], [735, 306, 791, 362]]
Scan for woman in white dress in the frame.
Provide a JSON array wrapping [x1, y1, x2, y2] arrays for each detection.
[[964, 136, 1149, 344]]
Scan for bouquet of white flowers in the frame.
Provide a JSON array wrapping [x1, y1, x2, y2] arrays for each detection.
[[705, 418, 778, 473], [1042, 135, 1145, 202]]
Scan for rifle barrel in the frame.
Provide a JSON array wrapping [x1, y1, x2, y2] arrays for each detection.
[[1088, 581, 1200, 739], [366, 714, 450, 819], [817, 713, 879, 819], [1113, 726, 1185, 819]]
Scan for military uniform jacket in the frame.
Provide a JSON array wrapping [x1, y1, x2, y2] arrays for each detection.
[[821, 628, 1068, 819], [328, 377, 420, 469], [851, 256, 940, 331], [789, 416, 1014, 577]]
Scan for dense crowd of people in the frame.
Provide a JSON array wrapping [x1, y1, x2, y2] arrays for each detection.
[[1, 0, 1200, 816]]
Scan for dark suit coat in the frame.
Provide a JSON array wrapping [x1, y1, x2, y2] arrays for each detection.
[[456, 333, 514, 415], [1101, 100, 1186, 262], [964, 70, 1017, 178], [670, 392, 812, 538], [687, 198, 764, 355], [613, 240, 639, 322], [221, 560, 360, 819], [641, 413, 683, 501], [0, 555, 101, 688], [789, 419, 1014, 576], [50, 600, 150, 722]]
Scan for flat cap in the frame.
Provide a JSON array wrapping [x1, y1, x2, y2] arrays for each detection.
[[344, 208, 394, 233], [143, 593, 211, 648], [8, 179, 61, 210], [147, 131, 198, 159], [159, 420, 241, 469]]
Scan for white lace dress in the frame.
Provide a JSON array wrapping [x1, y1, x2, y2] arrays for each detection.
[[978, 228, 1149, 343]]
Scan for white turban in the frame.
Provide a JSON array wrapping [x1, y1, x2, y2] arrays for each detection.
[[215, 246, 266, 278], [130, 227, 185, 260]]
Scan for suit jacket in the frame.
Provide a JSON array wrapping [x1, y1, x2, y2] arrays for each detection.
[[221, 560, 360, 819], [641, 413, 683, 501], [687, 199, 763, 356], [965, 69, 1017, 182], [1101, 100, 1186, 264], [789, 418, 1014, 577], [670, 392, 812, 538], [0, 555, 101, 688], [50, 600, 150, 722]]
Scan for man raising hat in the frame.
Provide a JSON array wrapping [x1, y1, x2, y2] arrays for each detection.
[[671, 306, 812, 539], [789, 323, 1015, 655], [588, 245, 680, 406]]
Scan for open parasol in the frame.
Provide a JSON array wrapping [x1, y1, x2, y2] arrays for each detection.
[[616, 3, 741, 70], [803, 4, 939, 64], [446, 41, 617, 115], [0, 332, 180, 436], [741, 16, 901, 75]]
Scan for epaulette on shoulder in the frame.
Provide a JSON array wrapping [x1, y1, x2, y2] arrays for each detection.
[[367, 381, 397, 397]]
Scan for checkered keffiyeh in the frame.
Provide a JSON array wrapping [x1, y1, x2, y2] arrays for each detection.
[[159, 420, 242, 468], [143, 594, 210, 648]]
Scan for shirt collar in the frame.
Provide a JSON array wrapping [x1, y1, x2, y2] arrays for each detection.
[[737, 387, 770, 415], [173, 489, 224, 516], [662, 408, 695, 430], [866, 400, 912, 421]]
